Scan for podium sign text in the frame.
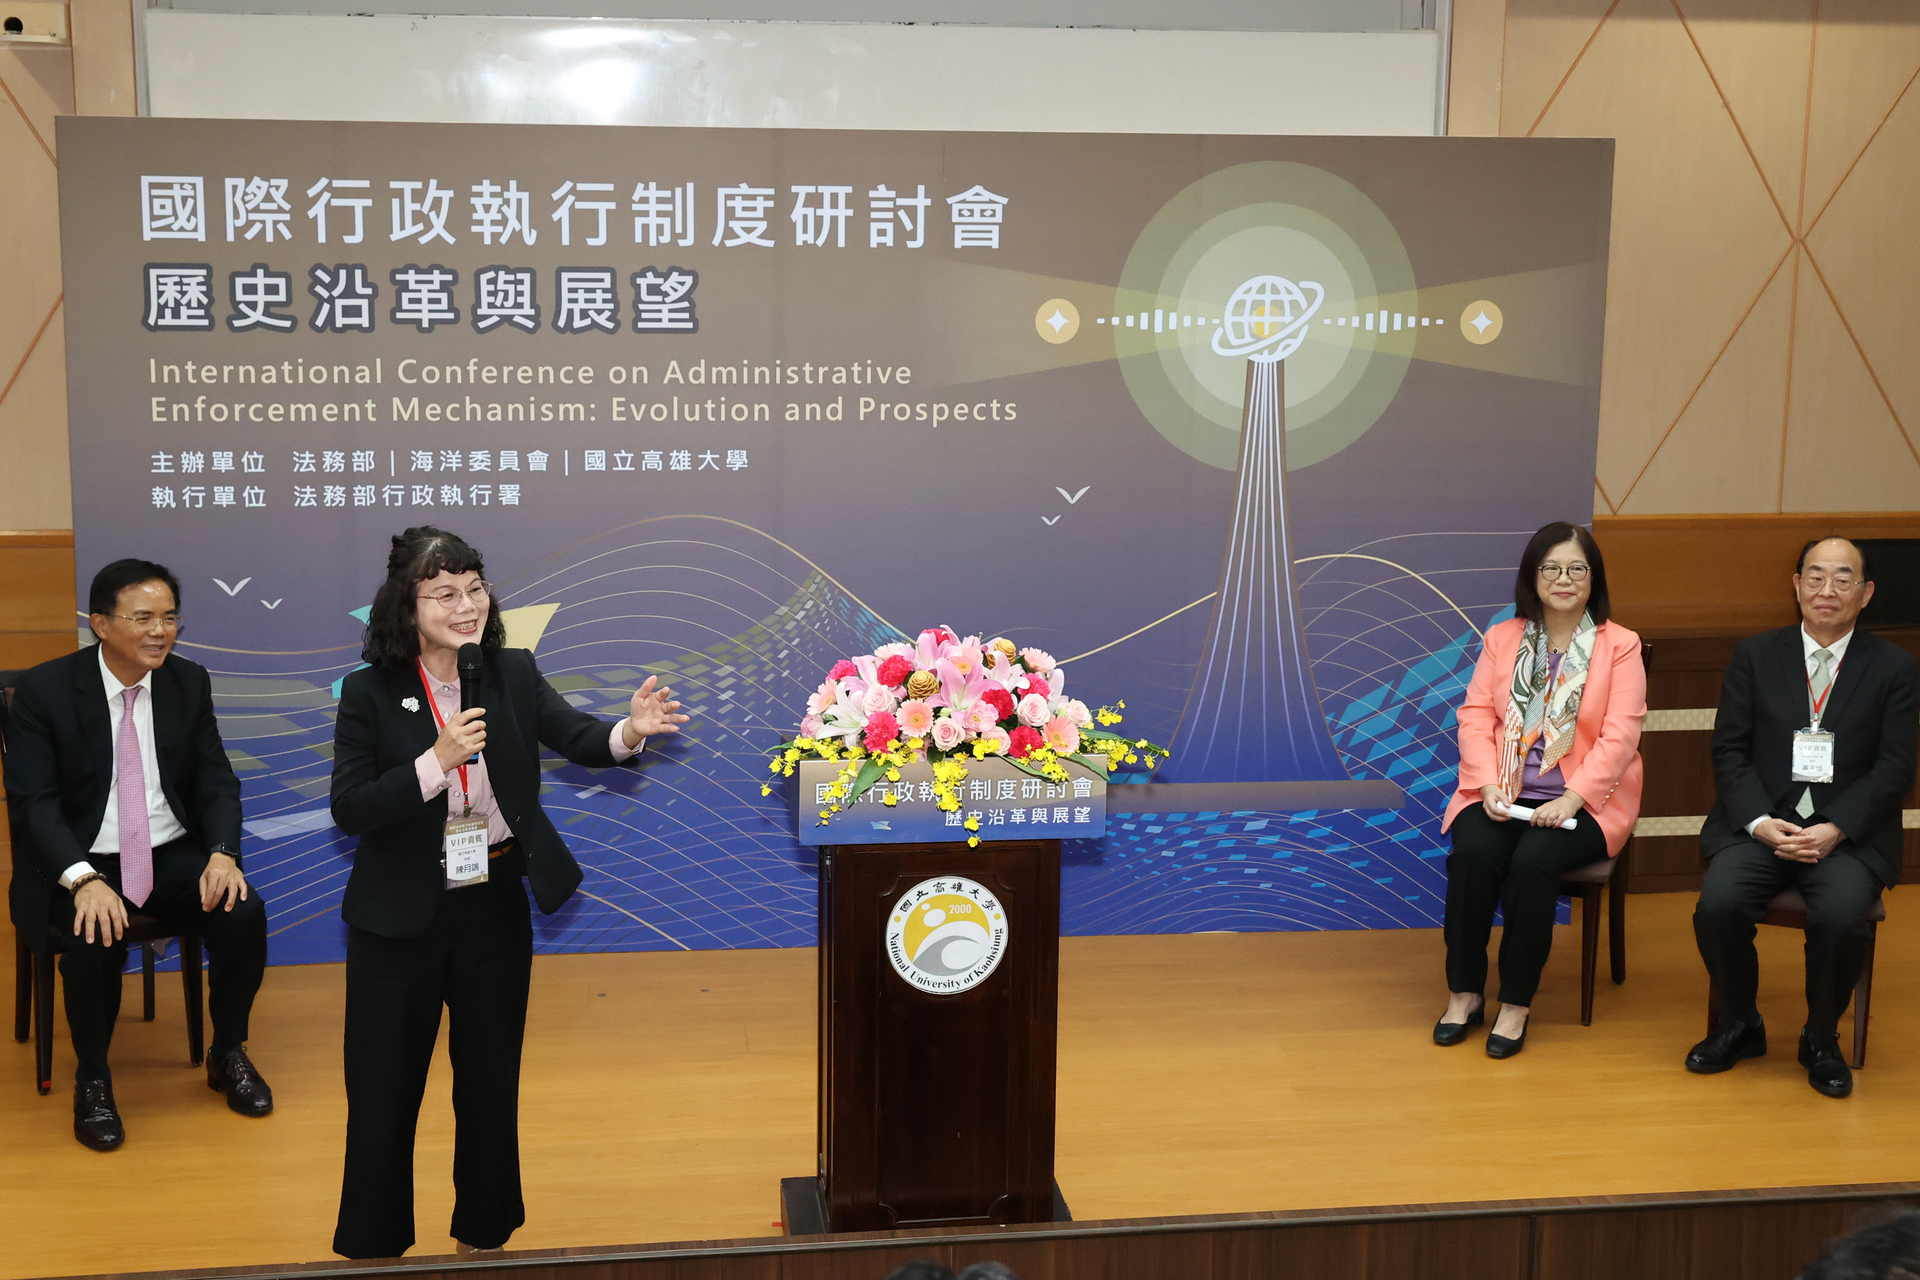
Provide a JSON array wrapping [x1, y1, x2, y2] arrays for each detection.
[[792, 758, 1105, 846]]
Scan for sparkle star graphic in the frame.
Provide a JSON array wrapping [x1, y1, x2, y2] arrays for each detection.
[[1046, 309, 1068, 333], [1470, 310, 1492, 333]]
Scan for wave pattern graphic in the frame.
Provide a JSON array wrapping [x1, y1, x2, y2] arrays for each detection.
[[159, 520, 1528, 966]]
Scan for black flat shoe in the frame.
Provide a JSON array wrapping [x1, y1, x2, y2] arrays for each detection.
[[1486, 1017, 1529, 1059], [208, 1045, 274, 1116], [73, 1079, 125, 1151], [1799, 1031, 1853, 1098], [1432, 1005, 1485, 1046], [1685, 1021, 1767, 1074]]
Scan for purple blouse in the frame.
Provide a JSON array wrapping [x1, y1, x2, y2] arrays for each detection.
[[1516, 652, 1568, 802]]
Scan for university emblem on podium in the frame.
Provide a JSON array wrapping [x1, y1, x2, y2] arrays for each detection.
[[885, 877, 1008, 995]]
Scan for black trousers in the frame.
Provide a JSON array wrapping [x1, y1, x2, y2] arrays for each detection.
[[333, 855, 534, 1260], [1444, 805, 1607, 1007], [1694, 840, 1881, 1046], [49, 839, 268, 1081]]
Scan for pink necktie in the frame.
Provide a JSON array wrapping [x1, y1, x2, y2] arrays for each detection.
[[117, 687, 154, 909]]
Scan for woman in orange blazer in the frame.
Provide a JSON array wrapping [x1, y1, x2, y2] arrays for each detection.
[[1435, 522, 1645, 1058]]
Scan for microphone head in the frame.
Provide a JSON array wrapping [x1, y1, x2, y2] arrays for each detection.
[[456, 643, 484, 674]]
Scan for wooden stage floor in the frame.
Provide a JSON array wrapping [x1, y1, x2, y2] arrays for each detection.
[[5, 891, 1918, 1279]]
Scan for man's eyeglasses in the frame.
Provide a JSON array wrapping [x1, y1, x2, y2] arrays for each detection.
[[1537, 563, 1590, 582], [111, 612, 181, 631], [1800, 573, 1861, 594], [418, 582, 492, 610]]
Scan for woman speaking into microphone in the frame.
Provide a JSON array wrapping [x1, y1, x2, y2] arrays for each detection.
[[329, 526, 687, 1259]]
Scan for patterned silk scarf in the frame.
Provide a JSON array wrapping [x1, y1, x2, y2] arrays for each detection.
[[1497, 612, 1598, 801]]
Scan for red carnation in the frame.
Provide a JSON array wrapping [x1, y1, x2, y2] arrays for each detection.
[[981, 687, 1016, 723], [863, 711, 900, 752], [1025, 677, 1049, 702], [827, 659, 857, 682], [1007, 725, 1043, 758], [877, 654, 912, 688]]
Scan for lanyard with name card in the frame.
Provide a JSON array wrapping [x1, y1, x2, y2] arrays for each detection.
[[419, 662, 490, 888], [1792, 656, 1839, 785]]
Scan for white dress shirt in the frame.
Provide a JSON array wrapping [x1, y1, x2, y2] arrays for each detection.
[[61, 646, 191, 888], [1743, 624, 1854, 837]]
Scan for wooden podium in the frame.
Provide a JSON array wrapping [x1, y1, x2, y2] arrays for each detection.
[[783, 836, 1066, 1234]]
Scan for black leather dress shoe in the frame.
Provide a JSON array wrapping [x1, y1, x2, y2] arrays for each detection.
[[1485, 1016, 1529, 1059], [1685, 1020, 1767, 1073], [74, 1079, 125, 1151], [1433, 1005, 1485, 1046], [1799, 1031, 1853, 1098], [208, 1046, 274, 1116]]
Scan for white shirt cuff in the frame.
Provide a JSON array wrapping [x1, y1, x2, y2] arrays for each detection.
[[416, 748, 451, 801], [59, 861, 98, 891], [1745, 815, 1767, 837], [609, 720, 644, 762]]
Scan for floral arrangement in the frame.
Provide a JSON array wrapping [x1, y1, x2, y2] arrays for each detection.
[[765, 627, 1169, 843]]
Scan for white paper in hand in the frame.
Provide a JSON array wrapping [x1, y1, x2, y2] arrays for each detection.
[[1497, 802, 1578, 831]]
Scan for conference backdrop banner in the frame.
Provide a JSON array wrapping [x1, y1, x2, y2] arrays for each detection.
[[57, 117, 1612, 963]]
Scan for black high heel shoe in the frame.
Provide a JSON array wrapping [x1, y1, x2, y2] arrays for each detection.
[[1486, 1014, 1529, 1059], [1433, 1004, 1485, 1046]]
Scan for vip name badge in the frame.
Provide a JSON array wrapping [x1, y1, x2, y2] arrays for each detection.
[[1792, 729, 1836, 784], [885, 877, 1008, 995]]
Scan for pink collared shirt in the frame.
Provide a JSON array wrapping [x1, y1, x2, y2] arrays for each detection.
[[413, 671, 640, 845]]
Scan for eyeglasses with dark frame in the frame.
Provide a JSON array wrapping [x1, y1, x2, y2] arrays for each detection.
[[1537, 562, 1590, 583], [417, 581, 493, 610]]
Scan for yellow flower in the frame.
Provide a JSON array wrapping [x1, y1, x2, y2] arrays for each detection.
[[886, 767, 901, 782], [818, 809, 830, 820], [1117, 699, 1126, 709], [967, 835, 981, 848], [760, 784, 772, 796], [768, 758, 783, 774], [964, 816, 980, 832], [784, 748, 801, 763], [1125, 753, 1138, 765], [883, 792, 899, 806]]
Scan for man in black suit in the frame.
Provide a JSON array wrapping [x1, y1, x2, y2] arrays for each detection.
[[5, 559, 273, 1148], [1687, 537, 1919, 1097]]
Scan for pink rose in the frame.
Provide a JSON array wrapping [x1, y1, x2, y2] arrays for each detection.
[[860, 683, 898, 717], [1017, 693, 1052, 727], [962, 700, 999, 732], [1065, 699, 1092, 727], [863, 711, 900, 752], [1044, 715, 1081, 754], [828, 659, 858, 682], [799, 713, 824, 739], [929, 715, 967, 752], [896, 698, 934, 737], [979, 725, 1011, 755], [1019, 647, 1057, 674]]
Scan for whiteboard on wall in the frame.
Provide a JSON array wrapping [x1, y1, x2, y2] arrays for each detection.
[[142, 13, 1442, 135]]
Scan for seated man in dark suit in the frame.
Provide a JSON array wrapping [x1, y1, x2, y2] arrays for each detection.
[[5, 559, 273, 1148], [1687, 537, 1919, 1097]]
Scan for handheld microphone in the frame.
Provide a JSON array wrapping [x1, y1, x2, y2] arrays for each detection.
[[457, 643, 484, 763]]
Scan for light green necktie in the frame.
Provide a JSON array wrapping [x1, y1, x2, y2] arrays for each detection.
[[1796, 647, 1834, 819]]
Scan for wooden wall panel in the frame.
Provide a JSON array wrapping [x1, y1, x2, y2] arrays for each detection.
[[1445, 0, 1508, 137], [0, 532, 76, 676]]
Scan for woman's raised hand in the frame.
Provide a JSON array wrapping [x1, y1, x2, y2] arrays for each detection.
[[623, 675, 690, 748]]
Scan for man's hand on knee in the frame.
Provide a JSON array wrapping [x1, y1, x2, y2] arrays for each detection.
[[71, 878, 128, 945], [199, 852, 250, 913]]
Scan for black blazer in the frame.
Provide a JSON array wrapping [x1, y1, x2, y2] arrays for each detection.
[[331, 647, 631, 938], [5, 647, 243, 952], [1699, 625, 1919, 886]]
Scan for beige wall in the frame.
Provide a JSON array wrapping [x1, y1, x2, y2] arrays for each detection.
[[1451, 0, 1920, 516], [0, 0, 135, 533]]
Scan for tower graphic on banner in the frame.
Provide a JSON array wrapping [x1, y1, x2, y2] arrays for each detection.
[[1167, 275, 1353, 785]]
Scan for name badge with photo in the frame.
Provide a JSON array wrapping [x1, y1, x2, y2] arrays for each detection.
[[1791, 728, 1835, 784], [443, 814, 491, 888]]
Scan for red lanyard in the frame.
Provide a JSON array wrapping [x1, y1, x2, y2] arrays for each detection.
[[1808, 655, 1841, 724], [418, 661, 469, 802]]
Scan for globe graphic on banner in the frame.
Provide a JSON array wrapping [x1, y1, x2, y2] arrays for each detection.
[[1211, 275, 1325, 363]]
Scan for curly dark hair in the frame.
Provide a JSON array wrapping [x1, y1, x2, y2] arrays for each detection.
[[360, 526, 506, 668], [1513, 521, 1611, 626], [1801, 1205, 1920, 1279]]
